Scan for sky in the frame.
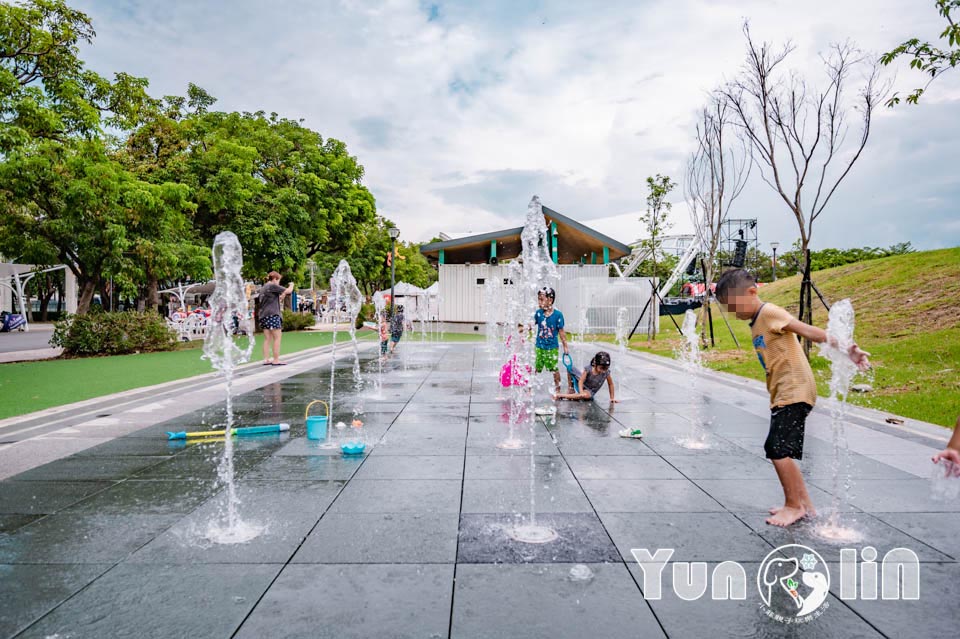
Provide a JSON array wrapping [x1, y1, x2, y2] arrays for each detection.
[[73, 0, 960, 251]]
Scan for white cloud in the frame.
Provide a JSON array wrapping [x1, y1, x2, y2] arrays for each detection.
[[74, 0, 960, 249]]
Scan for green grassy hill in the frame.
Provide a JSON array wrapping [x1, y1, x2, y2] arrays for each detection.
[[616, 247, 960, 428]]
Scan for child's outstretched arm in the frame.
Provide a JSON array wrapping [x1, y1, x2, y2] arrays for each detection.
[[559, 328, 569, 354], [932, 415, 960, 468], [783, 318, 871, 371], [606, 374, 619, 403]]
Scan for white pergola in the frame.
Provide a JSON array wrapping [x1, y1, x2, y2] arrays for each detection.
[[0, 262, 76, 332]]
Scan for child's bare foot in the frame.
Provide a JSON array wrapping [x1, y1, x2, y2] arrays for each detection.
[[769, 503, 817, 517], [766, 505, 806, 527]]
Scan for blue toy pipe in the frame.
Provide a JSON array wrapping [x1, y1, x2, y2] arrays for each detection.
[[562, 353, 580, 393], [166, 423, 290, 440]]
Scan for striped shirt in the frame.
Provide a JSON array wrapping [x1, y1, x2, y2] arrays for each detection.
[[750, 303, 818, 409]]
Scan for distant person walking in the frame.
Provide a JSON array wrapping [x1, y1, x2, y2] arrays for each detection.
[[258, 271, 294, 365], [389, 304, 405, 354]]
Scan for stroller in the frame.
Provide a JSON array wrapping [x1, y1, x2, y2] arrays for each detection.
[[0, 312, 26, 332]]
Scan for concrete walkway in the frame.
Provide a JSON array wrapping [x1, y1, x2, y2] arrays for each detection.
[[0, 342, 956, 638]]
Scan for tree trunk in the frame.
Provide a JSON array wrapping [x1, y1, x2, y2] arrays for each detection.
[[39, 292, 53, 321], [77, 280, 97, 315], [147, 276, 160, 315], [799, 246, 813, 357]]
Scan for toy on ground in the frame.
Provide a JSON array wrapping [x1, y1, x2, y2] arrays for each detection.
[[166, 423, 290, 440], [305, 400, 330, 441], [562, 353, 580, 394]]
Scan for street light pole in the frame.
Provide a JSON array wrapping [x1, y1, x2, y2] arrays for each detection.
[[770, 241, 780, 281], [388, 227, 400, 318]]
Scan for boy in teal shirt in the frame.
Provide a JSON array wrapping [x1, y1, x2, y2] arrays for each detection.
[[534, 287, 569, 393]]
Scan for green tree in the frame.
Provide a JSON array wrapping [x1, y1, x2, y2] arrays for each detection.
[[881, 1, 960, 105], [0, 138, 195, 313], [638, 174, 675, 339], [173, 109, 376, 279]]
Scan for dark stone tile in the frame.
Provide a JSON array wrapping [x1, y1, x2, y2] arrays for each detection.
[[329, 479, 462, 514], [0, 513, 180, 563], [293, 513, 459, 563], [234, 564, 453, 639], [0, 481, 113, 515], [827, 561, 960, 638], [16, 563, 280, 639], [0, 564, 110, 638], [243, 454, 365, 480], [600, 512, 773, 562], [738, 512, 953, 563], [273, 437, 374, 457], [580, 479, 725, 513], [801, 452, 917, 480], [129, 480, 343, 564], [452, 563, 665, 638], [71, 437, 190, 457], [870, 512, 960, 559], [693, 479, 849, 513], [662, 452, 774, 479], [566, 455, 686, 480], [457, 513, 620, 564], [353, 455, 463, 480], [629, 564, 884, 638], [817, 479, 960, 513], [135, 451, 270, 479], [639, 435, 743, 456], [0, 514, 41, 534], [464, 455, 573, 480], [64, 480, 219, 514], [12, 455, 169, 481], [461, 478, 592, 514]]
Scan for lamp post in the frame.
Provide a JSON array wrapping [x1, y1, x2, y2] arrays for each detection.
[[388, 226, 400, 317], [770, 241, 780, 281]]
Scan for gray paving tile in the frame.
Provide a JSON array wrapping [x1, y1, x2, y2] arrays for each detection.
[[15, 563, 280, 639], [293, 513, 459, 563], [801, 452, 918, 480], [134, 451, 270, 479], [452, 563, 665, 638], [329, 479, 462, 514], [235, 564, 453, 639], [273, 437, 374, 457], [566, 455, 686, 479], [64, 479, 219, 515], [0, 481, 114, 515], [461, 478, 593, 514], [737, 511, 953, 562], [826, 561, 960, 637], [693, 479, 852, 513], [243, 454, 365, 480], [870, 512, 960, 559], [129, 480, 343, 564], [580, 479, 725, 513], [0, 514, 41, 535], [11, 455, 170, 481], [464, 455, 573, 480], [457, 513, 620, 564], [0, 564, 111, 638], [600, 512, 773, 562], [820, 479, 960, 513], [629, 564, 884, 638], [353, 455, 463, 480], [661, 453, 774, 479], [0, 513, 180, 564]]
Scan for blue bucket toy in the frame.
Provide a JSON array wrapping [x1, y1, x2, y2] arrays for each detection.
[[305, 400, 330, 441]]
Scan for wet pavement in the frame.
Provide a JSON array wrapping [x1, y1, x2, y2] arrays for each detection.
[[0, 342, 957, 638]]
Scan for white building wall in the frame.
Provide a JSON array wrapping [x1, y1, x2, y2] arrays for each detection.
[[437, 263, 610, 325]]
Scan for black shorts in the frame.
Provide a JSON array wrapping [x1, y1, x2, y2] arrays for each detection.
[[764, 403, 812, 460]]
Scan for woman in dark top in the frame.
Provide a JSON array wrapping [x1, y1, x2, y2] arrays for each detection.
[[258, 271, 294, 365]]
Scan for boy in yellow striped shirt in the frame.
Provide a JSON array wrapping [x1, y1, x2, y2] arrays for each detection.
[[716, 269, 870, 527]]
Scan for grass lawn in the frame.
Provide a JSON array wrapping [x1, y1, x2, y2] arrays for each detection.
[[0, 331, 481, 420], [599, 247, 960, 428]]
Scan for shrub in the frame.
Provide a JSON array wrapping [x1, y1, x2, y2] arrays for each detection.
[[281, 310, 315, 332], [51, 311, 177, 356], [357, 302, 375, 329]]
